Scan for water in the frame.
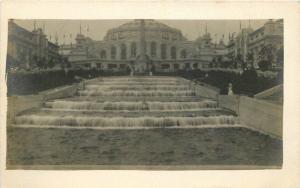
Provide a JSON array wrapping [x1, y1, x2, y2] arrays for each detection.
[[45, 101, 217, 111], [85, 85, 191, 91], [15, 115, 237, 128], [14, 76, 237, 129], [78, 90, 196, 97]]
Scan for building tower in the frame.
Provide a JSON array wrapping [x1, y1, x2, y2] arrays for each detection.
[[135, 19, 149, 74]]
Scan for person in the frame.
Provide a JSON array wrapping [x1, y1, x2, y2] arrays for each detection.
[[228, 83, 234, 96]]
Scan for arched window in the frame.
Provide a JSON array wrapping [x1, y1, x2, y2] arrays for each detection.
[[171, 46, 176, 59], [151, 42, 157, 57], [161, 44, 166, 59], [121, 43, 127, 60], [100, 50, 106, 59], [180, 50, 187, 59], [111, 46, 116, 60], [131, 42, 137, 57]]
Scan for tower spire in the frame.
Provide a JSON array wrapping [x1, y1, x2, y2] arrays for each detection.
[[34, 20, 36, 30], [80, 22, 82, 35], [43, 22, 45, 33], [239, 21, 242, 31], [205, 23, 207, 35]]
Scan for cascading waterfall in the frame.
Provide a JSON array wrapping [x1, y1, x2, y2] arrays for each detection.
[[78, 90, 196, 97], [15, 115, 237, 128], [85, 85, 191, 91], [14, 76, 238, 129], [86, 82, 183, 86], [45, 101, 217, 111]]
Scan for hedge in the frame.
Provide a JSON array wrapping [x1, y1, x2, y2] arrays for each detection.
[[6, 68, 283, 97], [156, 69, 283, 96], [6, 69, 128, 96]]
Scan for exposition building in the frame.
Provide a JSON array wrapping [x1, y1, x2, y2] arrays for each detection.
[[64, 19, 227, 73]]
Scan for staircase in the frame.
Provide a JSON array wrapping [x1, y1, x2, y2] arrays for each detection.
[[13, 76, 238, 129]]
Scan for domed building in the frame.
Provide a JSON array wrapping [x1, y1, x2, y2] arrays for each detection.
[[67, 19, 226, 73]]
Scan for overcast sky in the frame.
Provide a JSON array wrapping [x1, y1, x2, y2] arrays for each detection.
[[14, 19, 267, 45]]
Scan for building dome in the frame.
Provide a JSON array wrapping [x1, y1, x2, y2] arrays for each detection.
[[104, 19, 185, 42]]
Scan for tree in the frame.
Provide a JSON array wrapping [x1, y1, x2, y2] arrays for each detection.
[[226, 53, 234, 68], [258, 60, 271, 71], [48, 58, 55, 69], [211, 57, 217, 68], [246, 51, 254, 68], [221, 60, 232, 69], [235, 51, 243, 69], [36, 58, 44, 69], [258, 44, 276, 71], [276, 46, 283, 68], [6, 55, 19, 72], [216, 56, 223, 68], [32, 55, 38, 68]]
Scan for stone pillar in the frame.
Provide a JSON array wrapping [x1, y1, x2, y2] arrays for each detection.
[[117, 44, 121, 60], [139, 19, 146, 61], [157, 42, 161, 60], [136, 19, 148, 73]]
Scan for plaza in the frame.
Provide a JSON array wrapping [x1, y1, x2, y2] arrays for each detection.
[[6, 19, 283, 169]]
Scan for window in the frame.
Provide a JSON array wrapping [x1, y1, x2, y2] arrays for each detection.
[[193, 63, 198, 69], [161, 64, 170, 69], [100, 50, 106, 59], [118, 32, 124, 39], [180, 50, 187, 59], [161, 44, 167, 59], [162, 32, 169, 40], [171, 46, 176, 59], [174, 64, 179, 69], [185, 63, 190, 69], [121, 43, 127, 60], [111, 46, 116, 59], [108, 64, 117, 69], [151, 42, 157, 57], [120, 64, 126, 69], [96, 63, 102, 69], [131, 42, 137, 57]]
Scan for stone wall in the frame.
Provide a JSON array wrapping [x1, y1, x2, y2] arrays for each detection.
[[7, 95, 44, 125], [239, 96, 283, 138], [7, 83, 81, 125], [39, 83, 81, 100], [219, 95, 283, 138], [194, 83, 220, 100]]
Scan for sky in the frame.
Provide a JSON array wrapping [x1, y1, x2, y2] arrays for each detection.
[[13, 19, 267, 45]]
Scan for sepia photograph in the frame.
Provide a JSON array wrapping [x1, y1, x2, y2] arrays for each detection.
[[5, 18, 284, 170]]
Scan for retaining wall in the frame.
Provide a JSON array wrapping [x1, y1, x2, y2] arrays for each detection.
[[7, 83, 81, 125], [219, 95, 283, 138]]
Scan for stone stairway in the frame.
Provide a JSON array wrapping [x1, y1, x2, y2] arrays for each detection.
[[13, 76, 238, 129]]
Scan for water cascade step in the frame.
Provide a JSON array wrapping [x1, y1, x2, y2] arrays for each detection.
[[13, 76, 238, 129]]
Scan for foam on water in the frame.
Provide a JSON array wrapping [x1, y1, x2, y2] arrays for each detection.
[[15, 76, 237, 129], [78, 90, 196, 97], [15, 115, 237, 128], [45, 101, 217, 111], [85, 85, 191, 91]]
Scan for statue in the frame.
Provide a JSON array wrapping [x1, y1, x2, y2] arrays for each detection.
[[228, 83, 234, 96]]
